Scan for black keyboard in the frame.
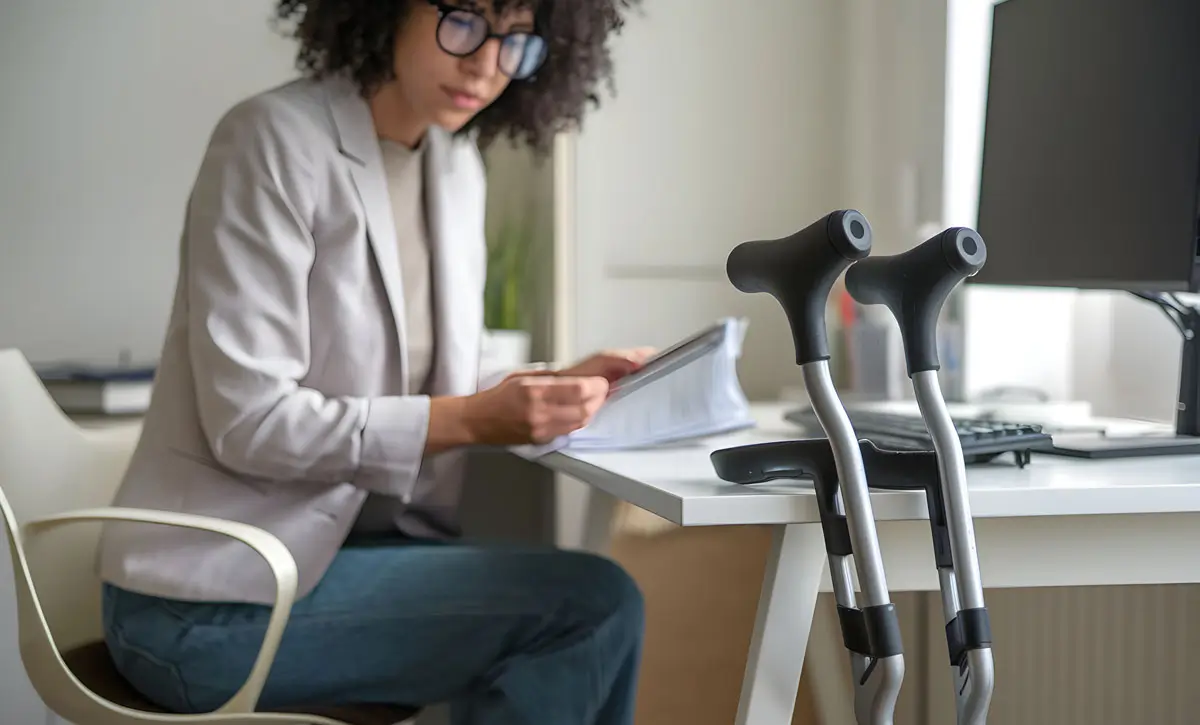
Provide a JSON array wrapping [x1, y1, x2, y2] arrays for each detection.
[[783, 408, 1054, 466]]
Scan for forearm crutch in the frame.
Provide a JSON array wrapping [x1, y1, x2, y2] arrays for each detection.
[[844, 227, 995, 725], [717, 210, 905, 725]]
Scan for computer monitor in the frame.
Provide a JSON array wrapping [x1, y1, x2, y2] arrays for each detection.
[[972, 0, 1200, 457]]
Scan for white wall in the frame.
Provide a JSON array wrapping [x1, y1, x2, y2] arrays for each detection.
[[0, 2, 296, 720], [565, 0, 844, 397], [553, 0, 951, 547], [552, 0, 845, 549], [841, 0, 948, 257], [563, 0, 948, 395], [0, 0, 297, 366]]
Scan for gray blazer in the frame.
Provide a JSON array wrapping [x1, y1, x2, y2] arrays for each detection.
[[97, 75, 493, 605]]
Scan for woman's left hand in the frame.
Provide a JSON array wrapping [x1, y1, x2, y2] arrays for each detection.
[[559, 347, 655, 383]]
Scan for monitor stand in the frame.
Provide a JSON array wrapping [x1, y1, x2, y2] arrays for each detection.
[[1047, 292, 1200, 459]]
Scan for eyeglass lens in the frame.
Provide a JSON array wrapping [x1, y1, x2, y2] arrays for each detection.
[[436, 8, 547, 79]]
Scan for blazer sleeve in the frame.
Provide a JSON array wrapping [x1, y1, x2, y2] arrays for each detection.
[[184, 97, 428, 495]]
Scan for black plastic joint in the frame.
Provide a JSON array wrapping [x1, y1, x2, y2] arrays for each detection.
[[821, 513, 853, 557], [837, 605, 870, 656], [946, 617, 965, 666], [931, 527, 953, 569], [863, 603, 905, 658], [925, 486, 954, 570]]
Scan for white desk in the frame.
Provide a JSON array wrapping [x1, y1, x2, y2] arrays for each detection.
[[526, 403, 1200, 725]]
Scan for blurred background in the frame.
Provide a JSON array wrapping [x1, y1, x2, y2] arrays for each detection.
[[1, 1, 1196, 724]]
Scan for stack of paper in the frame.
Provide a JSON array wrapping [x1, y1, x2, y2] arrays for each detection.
[[517, 317, 756, 457]]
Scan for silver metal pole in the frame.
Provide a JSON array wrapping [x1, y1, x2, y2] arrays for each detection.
[[803, 360, 904, 724], [912, 371, 983, 608], [913, 370, 995, 724]]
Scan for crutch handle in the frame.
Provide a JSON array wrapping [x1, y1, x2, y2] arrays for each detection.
[[844, 227, 986, 375], [726, 209, 871, 365]]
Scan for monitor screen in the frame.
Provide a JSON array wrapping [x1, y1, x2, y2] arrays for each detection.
[[972, 0, 1200, 291]]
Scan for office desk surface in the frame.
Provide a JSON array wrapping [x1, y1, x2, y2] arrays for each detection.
[[535, 403, 1200, 527]]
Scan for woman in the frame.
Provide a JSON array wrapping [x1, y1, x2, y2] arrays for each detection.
[[96, 0, 646, 723]]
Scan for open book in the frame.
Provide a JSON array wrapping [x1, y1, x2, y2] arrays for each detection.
[[515, 317, 756, 457]]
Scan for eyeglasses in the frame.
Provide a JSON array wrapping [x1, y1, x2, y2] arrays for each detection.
[[427, 1, 548, 80]]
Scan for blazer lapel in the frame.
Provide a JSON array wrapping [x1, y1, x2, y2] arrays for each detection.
[[323, 76, 411, 388], [423, 128, 485, 397]]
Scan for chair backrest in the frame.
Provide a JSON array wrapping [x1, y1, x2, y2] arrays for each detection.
[[0, 348, 141, 651]]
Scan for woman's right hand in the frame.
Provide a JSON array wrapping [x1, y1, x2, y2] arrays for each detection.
[[462, 373, 610, 445]]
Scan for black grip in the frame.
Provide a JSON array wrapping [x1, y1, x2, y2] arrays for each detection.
[[855, 440, 940, 492], [726, 210, 872, 365], [711, 438, 937, 494], [710, 437, 945, 560], [709, 439, 837, 487], [843, 226, 986, 375]]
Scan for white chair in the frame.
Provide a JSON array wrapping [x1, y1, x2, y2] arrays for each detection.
[[0, 349, 419, 725]]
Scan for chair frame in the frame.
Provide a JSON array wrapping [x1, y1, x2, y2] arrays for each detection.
[[0, 348, 413, 725]]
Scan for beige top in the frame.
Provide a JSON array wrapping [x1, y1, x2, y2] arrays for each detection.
[[352, 137, 435, 535], [381, 138, 435, 395]]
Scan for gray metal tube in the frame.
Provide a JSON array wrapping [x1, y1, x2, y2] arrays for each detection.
[[913, 370, 994, 724], [937, 569, 960, 629], [963, 650, 996, 725], [803, 359, 903, 725], [801, 360, 892, 606], [912, 371, 985, 609]]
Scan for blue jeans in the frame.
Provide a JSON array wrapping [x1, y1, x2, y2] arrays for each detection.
[[102, 537, 644, 725]]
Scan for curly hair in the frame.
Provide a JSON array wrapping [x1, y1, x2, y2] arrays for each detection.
[[272, 0, 640, 154]]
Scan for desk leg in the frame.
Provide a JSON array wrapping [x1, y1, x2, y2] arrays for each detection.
[[736, 523, 827, 725], [580, 486, 619, 553]]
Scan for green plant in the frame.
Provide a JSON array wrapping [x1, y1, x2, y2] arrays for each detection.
[[483, 215, 532, 331]]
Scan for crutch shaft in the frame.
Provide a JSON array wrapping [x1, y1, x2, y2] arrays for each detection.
[[913, 371, 985, 608], [802, 361, 892, 607], [844, 226, 995, 723], [720, 209, 904, 724]]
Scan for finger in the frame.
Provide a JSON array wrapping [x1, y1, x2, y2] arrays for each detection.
[[537, 383, 609, 429], [533, 414, 593, 441], [604, 348, 657, 376], [541, 376, 609, 404], [538, 397, 603, 429], [585, 358, 641, 383], [581, 396, 606, 424], [625, 346, 657, 363], [504, 368, 560, 382]]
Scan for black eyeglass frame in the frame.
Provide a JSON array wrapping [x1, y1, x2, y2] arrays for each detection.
[[425, 0, 548, 80]]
